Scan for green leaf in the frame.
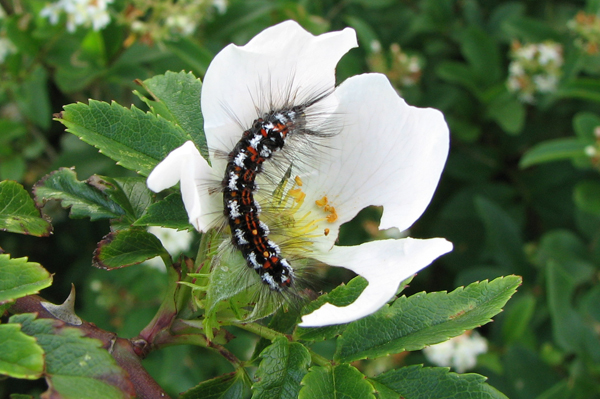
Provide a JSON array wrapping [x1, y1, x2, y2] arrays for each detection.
[[502, 16, 561, 42], [371, 365, 508, 399], [436, 62, 481, 97], [0, 180, 52, 237], [546, 260, 600, 362], [57, 100, 189, 176], [334, 276, 521, 363], [486, 93, 525, 135], [14, 66, 51, 130], [181, 370, 251, 399], [252, 337, 311, 399], [0, 323, 44, 379], [33, 168, 125, 221], [299, 364, 374, 399], [12, 313, 135, 399], [573, 112, 600, 141], [88, 176, 153, 223], [138, 71, 207, 156], [134, 193, 193, 230], [519, 138, 588, 168], [0, 156, 26, 182], [459, 26, 502, 86], [501, 293, 536, 344], [295, 277, 368, 342], [556, 78, 600, 103], [474, 196, 527, 274], [0, 254, 52, 304], [93, 229, 168, 270], [574, 180, 600, 216]]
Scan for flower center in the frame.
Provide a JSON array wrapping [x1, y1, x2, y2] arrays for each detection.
[[265, 175, 337, 255]]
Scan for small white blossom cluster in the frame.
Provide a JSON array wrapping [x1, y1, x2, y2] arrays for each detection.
[[368, 41, 423, 89], [507, 41, 563, 104], [145, 226, 194, 270], [423, 331, 488, 373], [40, 0, 114, 32], [568, 11, 600, 55], [125, 0, 226, 44]]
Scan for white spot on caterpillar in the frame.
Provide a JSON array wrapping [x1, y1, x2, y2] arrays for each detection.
[[261, 272, 277, 290], [267, 240, 281, 255], [247, 251, 260, 269], [235, 229, 249, 245], [260, 147, 272, 157], [259, 221, 270, 235], [228, 172, 239, 190], [228, 200, 241, 218], [250, 135, 262, 149], [234, 152, 246, 168]]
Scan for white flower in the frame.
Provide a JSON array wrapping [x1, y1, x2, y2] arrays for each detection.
[[147, 21, 452, 327], [40, 0, 113, 32], [40, 3, 62, 25], [533, 74, 559, 93], [423, 331, 488, 373], [165, 15, 197, 37], [515, 45, 537, 61], [538, 42, 562, 66]]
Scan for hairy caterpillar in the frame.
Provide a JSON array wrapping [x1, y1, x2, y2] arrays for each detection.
[[221, 92, 333, 292]]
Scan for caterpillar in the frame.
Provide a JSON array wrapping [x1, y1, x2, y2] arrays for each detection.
[[221, 92, 332, 292]]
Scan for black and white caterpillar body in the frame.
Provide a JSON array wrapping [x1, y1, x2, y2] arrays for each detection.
[[221, 93, 331, 291]]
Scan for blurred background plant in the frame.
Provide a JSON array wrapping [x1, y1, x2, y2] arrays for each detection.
[[1, 0, 600, 398]]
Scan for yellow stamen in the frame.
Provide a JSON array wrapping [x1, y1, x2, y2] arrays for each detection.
[[315, 196, 328, 207], [294, 175, 303, 187], [326, 209, 338, 223]]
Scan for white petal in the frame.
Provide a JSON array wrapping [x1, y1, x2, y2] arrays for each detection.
[[299, 237, 453, 327], [147, 141, 221, 232], [201, 20, 357, 155], [300, 73, 449, 246]]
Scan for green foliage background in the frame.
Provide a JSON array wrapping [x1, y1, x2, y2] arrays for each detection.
[[1, 0, 600, 398]]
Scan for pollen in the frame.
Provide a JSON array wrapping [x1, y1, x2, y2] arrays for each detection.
[[316, 196, 338, 223], [324, 228, 330, 236], [326, 208, 338, 223], [294, 175, 303, 187], [315, 196, 328, 207]]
